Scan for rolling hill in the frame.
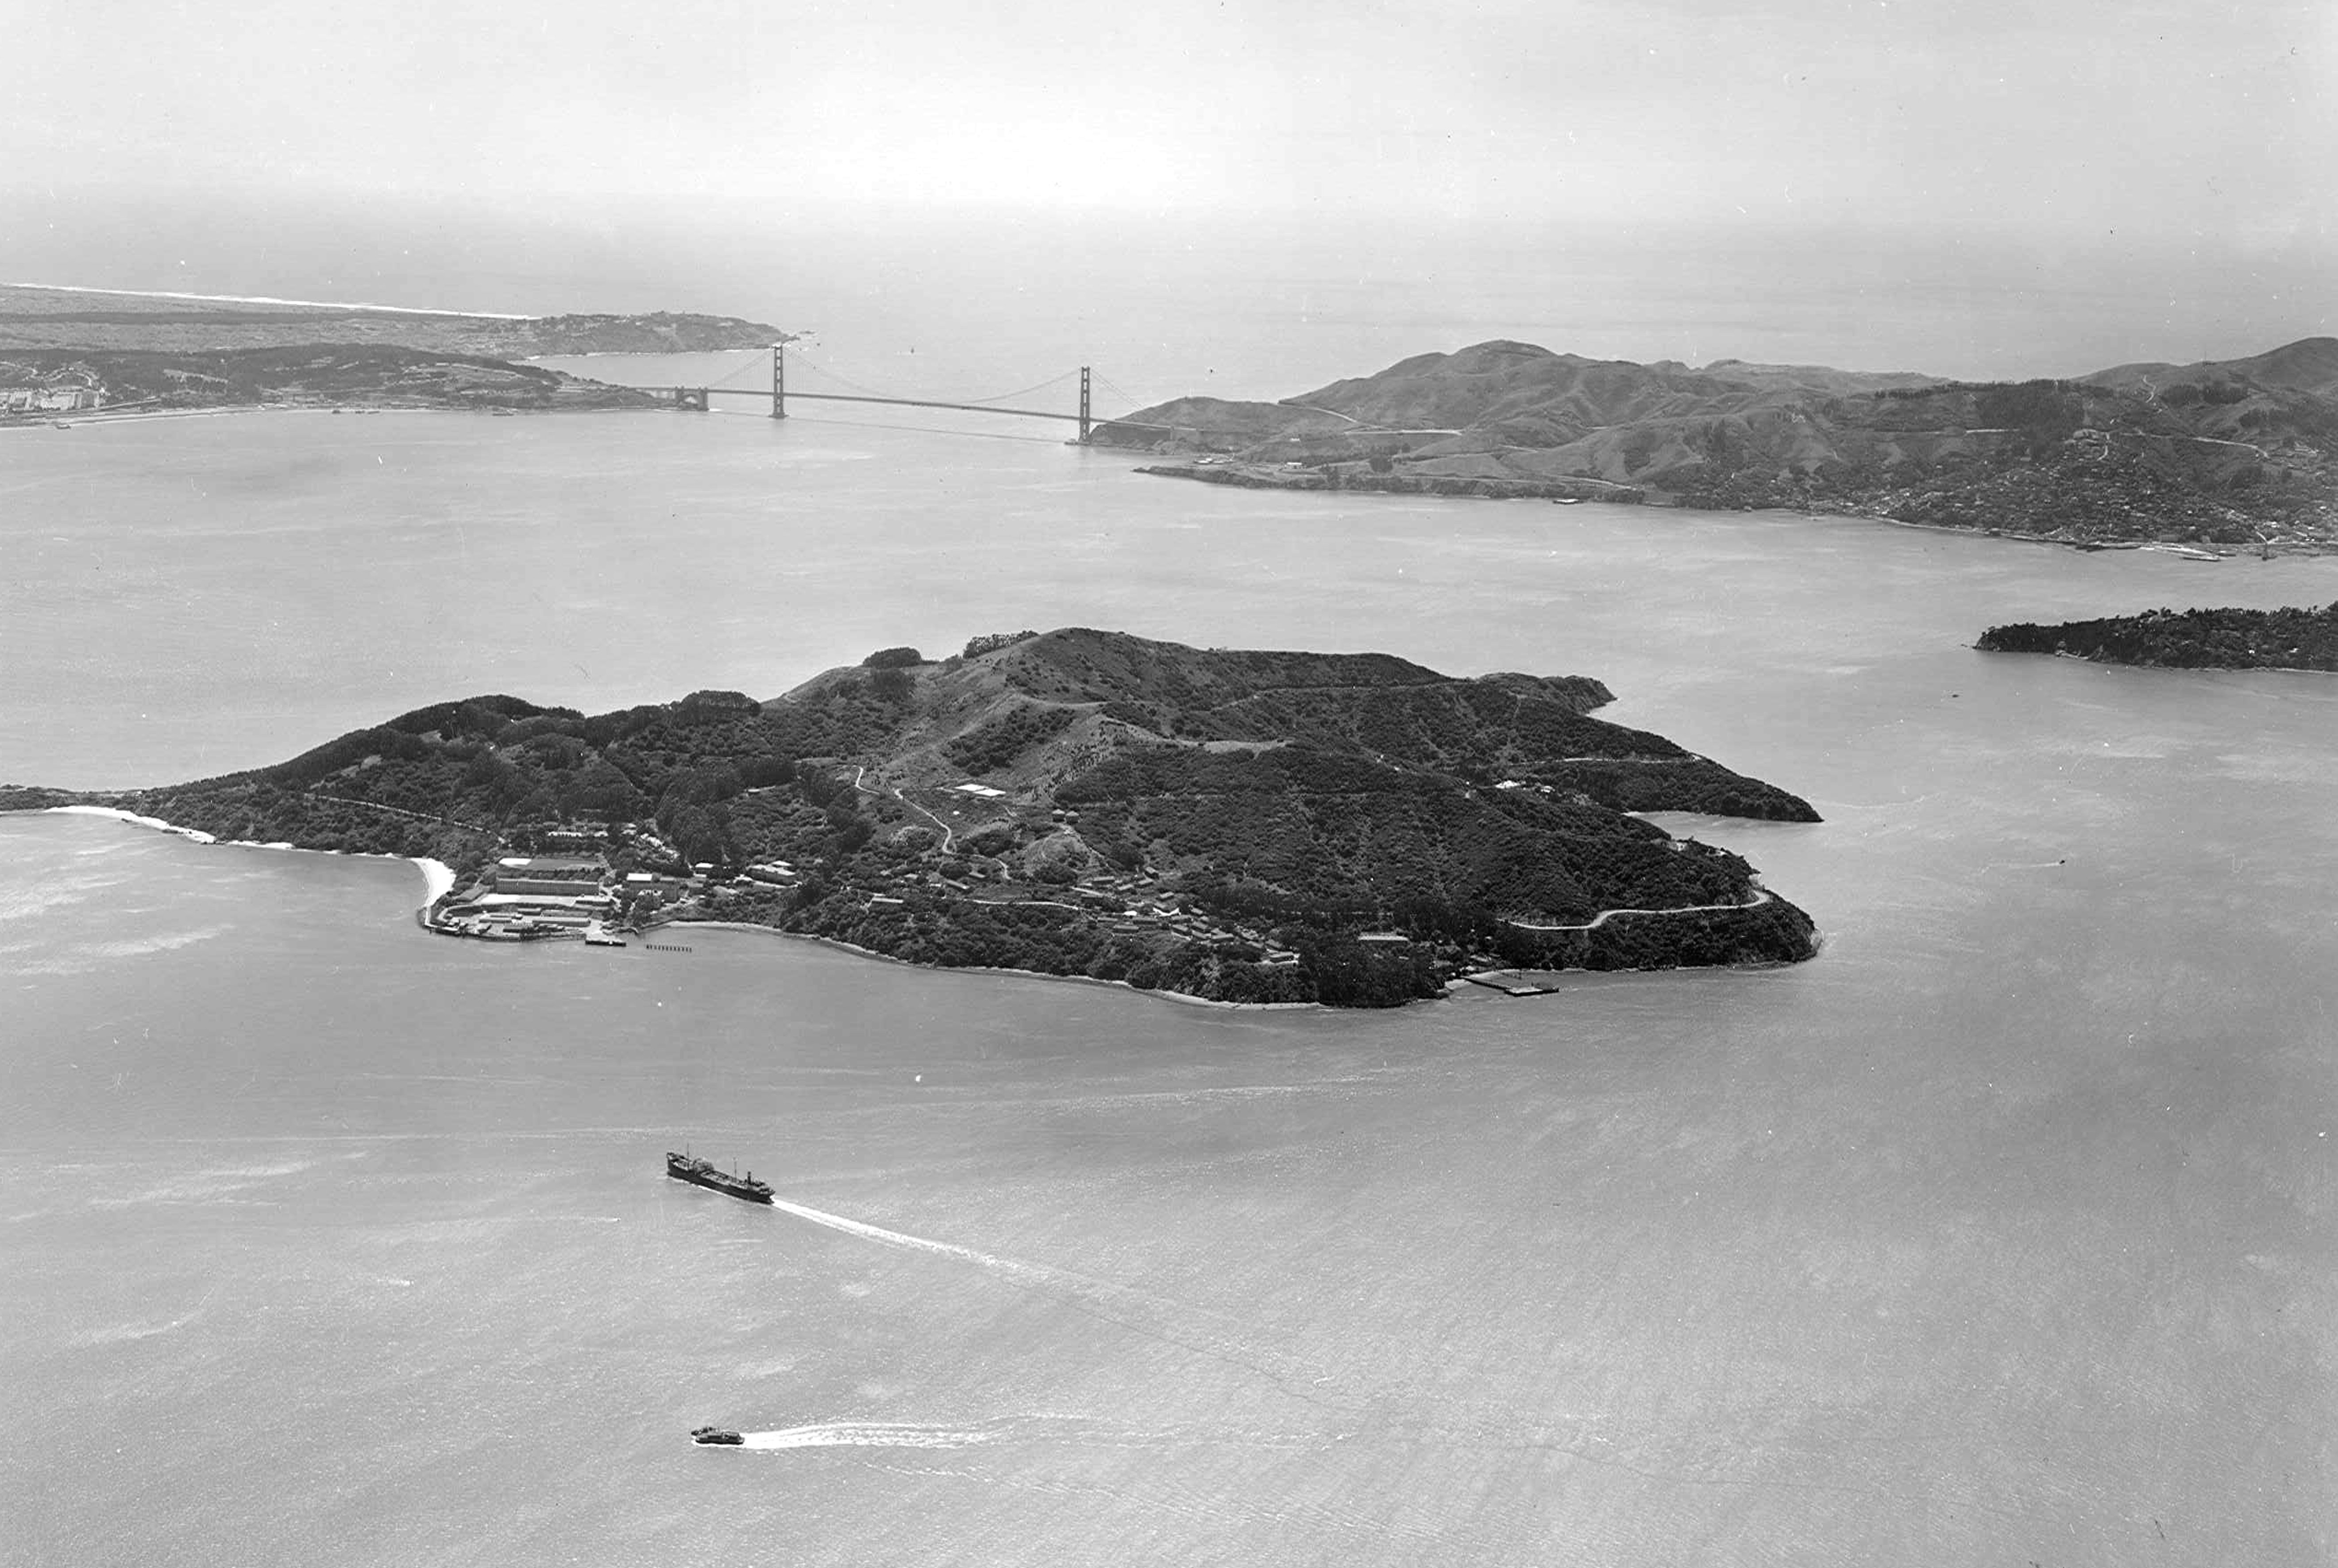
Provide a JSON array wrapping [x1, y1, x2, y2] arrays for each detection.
[[1096, 338, 2338, 552]]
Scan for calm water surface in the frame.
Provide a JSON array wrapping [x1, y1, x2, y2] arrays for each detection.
[[4, 405, 2335, 1564]]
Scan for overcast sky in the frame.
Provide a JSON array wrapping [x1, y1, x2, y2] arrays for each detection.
[[1, 0, 2328, 376]]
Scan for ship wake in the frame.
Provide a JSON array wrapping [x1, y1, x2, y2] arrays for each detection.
[[767, 1197, 1067, 1289], [764, 1197, 1352, 1416], [739, 1421, 999, 1451]]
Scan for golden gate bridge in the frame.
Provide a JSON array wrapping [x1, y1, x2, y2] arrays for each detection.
[[666, 346, 1188, 442]]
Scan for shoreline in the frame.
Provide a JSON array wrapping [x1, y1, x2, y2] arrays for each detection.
[[1982, 646, 2338, 677], [2, 279, 535, 317], [41, 805, 453, 908], [679, 920, 1324, 1012], [0, 401, 661, 433], [1122, 461, 2323, 557], [1811, 506, 2297, 559], [25, 806, 1316, 1009]]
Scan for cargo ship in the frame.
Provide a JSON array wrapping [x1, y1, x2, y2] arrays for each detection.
[[665, 1150, 774, 1205]]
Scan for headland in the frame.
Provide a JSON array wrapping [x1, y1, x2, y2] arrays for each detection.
[[0, 282, 790, 421]]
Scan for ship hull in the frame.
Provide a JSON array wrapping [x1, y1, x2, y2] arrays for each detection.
[[665, 1153, 774, 1205]]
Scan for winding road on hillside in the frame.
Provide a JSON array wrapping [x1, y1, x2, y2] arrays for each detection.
[[1504, 886, 1774, 932]]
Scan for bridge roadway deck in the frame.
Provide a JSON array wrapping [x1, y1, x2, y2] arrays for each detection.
[[697, 386, 1173, 431]]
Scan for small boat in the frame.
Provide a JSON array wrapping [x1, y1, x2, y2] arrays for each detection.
[[691, 1425, 744, 1446]]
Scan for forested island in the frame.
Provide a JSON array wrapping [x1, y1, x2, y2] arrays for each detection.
[[1095, 338, 2338, 553], [1977, 604, 2338, 670], [3, 630, 1821, 1007]]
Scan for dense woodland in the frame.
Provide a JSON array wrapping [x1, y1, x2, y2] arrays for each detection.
[[6, 630, 1822, 1005], [1978, 603, 2338, 670]]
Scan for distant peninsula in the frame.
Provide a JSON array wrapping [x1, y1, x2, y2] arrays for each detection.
[[0, 344, 661, 418], [1094, 338, 2338, 554], [0, 282, 789, 419], [0, 283, 790, 357], [1978, 603, 2338, 670], [3, 630, 1821, 1007]]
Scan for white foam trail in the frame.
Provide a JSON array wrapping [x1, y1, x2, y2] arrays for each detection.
[[739, 1422, 997, 1451], [764, 1198, 1350, 1414], [767, 1197, 1065, 1290], [72, 1315, 199, 1347]]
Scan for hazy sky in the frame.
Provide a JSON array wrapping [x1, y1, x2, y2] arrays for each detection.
[[1, 0, 2330, 377]]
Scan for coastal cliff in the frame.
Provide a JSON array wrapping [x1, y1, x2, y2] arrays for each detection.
[[3, 630, 1821, 1007], [1094, 338, 2338, 553]]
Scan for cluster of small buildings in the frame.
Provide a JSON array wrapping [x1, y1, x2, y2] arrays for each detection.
[[428, 855, 703, 944], [1063, 874, 1302, 965], [1, 381, 101, 414]]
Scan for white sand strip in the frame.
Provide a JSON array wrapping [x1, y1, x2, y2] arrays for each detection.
[[46, 804, 217, 843], [44, 806, 458, 912], [413, 857, 456, 905], [5, 280, 529, 318]]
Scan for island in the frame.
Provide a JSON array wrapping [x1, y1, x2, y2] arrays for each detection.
[[2, 630, 1822, 1007], [1977, 603, 2338, 670], [1092, 337, 2338, 554]]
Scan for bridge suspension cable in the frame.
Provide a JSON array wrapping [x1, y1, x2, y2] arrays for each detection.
[[1092, 371, 1178, 420], [783, 351, 1090, 413], [964, 369, 1080, 406], [702, 351, 770, 389], [670, 347, 1234, 439], [780, 350, 906, 401]]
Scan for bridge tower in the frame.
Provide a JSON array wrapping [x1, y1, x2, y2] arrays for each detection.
[[771, 343, 787, 419], [1078, 366, 1091, 443]]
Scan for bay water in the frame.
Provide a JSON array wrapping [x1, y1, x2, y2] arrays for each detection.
[[4, 399, 2335, 1564]]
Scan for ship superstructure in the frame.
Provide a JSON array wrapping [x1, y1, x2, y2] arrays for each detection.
[[665, 1151, 774, 1205]]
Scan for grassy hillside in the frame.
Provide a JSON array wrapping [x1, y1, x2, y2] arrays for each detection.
[[1098, 339, 2338, 552]]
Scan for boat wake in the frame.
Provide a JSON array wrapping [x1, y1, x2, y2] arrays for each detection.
[[764, 1197, 1351, 1416], [739, 1421, 999, 1451], [767, 1196, 1067, 1289]]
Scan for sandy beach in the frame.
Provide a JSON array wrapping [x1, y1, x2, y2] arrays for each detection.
[[44, 805, 455, 910]]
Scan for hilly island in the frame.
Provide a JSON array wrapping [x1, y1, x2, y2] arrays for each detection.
[[2, 631, 1820, 1008], [1095, 337, 2338, 554]]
